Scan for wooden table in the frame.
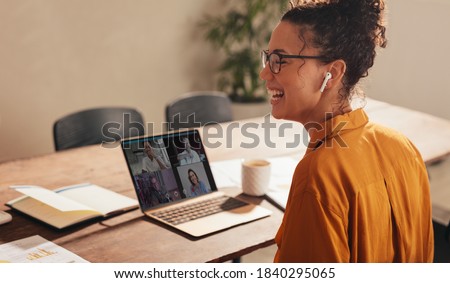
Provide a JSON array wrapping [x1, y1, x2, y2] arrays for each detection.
[[0, 145, 283, 262], [2, 98, 450, 262], [363, 99, 450, 165]]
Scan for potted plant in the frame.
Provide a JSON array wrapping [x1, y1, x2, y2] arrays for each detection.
[[200, 0, 288, 104]]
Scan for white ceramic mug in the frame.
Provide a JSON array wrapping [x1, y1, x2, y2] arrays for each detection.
[[241, 159, 271, 196]]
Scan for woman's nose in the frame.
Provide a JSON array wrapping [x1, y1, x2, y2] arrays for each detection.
[[259, 64, 273, 81]]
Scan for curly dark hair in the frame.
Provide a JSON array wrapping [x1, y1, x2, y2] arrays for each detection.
[[282, 0, 387, 100]]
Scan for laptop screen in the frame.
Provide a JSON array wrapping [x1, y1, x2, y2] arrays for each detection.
[[121, 129, 218, 211]]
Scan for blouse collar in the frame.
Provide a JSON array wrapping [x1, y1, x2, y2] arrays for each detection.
[[306, 108, 369, 154]]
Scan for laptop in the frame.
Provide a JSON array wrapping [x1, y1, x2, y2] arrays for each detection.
[[121, 129, 272, 237]]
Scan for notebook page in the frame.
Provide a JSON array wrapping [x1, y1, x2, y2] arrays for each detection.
[[55, 184, 138, 215], [10, 186, 94, 212]]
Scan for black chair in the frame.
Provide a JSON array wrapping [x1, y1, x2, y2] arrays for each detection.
[[53, 107, 145, 151], [165, 91, 233, 131], [433, 220, 450, 262]]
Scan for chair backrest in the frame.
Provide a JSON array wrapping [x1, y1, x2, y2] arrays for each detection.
[[53, 107, 144, 151], [165, 91, 233, 131]]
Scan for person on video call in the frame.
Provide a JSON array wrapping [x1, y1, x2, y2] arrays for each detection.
[[260, 0, 433, 262], [141, 141, 169, 173], [149, 176, 171, 204], [177, 137, 201, 165], [187, 169, 209, 197]]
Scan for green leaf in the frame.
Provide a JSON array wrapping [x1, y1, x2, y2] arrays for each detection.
[[199, 0, 289, 102]]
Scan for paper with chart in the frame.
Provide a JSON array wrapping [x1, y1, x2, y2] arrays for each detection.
[[0, 235, 88, 263]]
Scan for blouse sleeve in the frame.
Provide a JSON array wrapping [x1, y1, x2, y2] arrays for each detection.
[[200, 181, 208, 194]]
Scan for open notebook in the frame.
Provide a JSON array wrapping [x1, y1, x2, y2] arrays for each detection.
[[121, 129, 272, 237]]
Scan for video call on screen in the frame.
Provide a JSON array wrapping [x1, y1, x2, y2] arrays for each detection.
[[122, 131, 216, 211]]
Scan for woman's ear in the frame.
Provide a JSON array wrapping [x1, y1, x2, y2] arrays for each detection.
[[322, 59, 346, 92]]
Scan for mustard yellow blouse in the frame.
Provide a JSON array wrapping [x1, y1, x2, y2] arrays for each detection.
[[274, 108, 434, 262]]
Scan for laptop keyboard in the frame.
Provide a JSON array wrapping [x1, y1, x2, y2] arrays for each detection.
[[150, 195, 248, 226]]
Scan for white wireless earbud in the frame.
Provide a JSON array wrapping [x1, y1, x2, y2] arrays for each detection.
[[320, 72, 332, 93]]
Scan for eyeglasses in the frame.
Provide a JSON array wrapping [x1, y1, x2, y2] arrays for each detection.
[[261, 50, 325, 74]]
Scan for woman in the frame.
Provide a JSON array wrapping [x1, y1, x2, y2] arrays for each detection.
[[187, 169, 209, 197], [260, 0, 433, 262]]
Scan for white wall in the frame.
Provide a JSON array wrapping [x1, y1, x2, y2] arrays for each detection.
[[0, 0, 225, 162], [1, 0, 449, 162], [364, 0, 450, 118]]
